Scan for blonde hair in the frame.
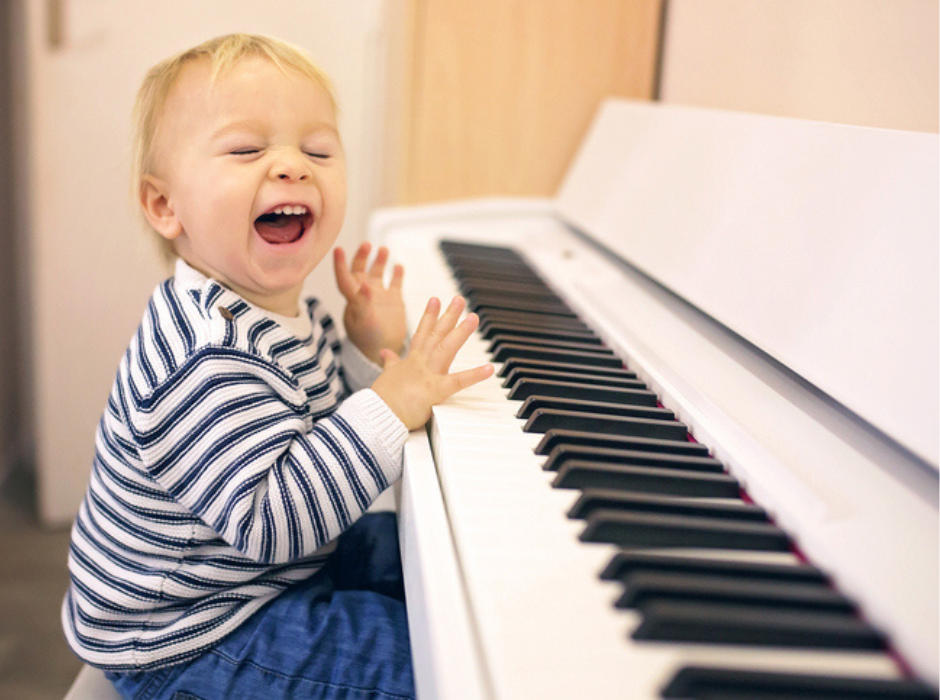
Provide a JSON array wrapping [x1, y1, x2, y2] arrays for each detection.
[[131, 34, 338, 263]]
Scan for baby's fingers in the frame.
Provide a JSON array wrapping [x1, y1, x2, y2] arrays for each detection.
[[427, 311, 480, 373], [350, 242, 372, 275], [334, 247, 359, 299], [411, 297, 443, 348], [367, 246, 390, 281], [419, 296, 466, 353], [411, 295, 463, 352], [390, 264, 405, 290], [436, 363, 494, 401]]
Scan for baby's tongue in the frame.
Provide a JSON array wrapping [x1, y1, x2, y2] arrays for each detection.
[[255, 214, 303, 244]]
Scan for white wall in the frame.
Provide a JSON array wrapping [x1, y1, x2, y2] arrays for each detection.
[[14, 0, 406, 525], [660, 0, 939, 133]]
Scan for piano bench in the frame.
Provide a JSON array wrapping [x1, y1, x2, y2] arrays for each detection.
[[64, 665, 120, 700]]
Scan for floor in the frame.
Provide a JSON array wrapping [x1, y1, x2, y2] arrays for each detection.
[[0, 465, 82, 699]]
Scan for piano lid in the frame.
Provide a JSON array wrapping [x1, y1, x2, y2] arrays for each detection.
[[556, 99, 939, 470]]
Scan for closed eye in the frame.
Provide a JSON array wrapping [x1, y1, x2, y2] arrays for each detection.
[[230, 148, 261, 156], [304, 152, 331, 159]]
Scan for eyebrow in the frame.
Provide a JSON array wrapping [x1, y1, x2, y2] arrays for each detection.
[[210, 120, 340, 140]]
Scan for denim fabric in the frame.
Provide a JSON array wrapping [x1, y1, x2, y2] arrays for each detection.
[[106, 513, 414, 700]]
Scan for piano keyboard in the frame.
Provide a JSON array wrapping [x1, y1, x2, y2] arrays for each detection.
[[422, 238, 935, 699]]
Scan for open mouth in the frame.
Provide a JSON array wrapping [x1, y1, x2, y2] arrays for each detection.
[[254, 205, 312, 245]]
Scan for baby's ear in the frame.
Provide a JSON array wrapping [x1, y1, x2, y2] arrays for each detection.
[[140, 175, 182, 240]]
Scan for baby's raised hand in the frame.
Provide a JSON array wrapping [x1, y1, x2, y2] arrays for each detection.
[[334, 243, 407, 365], [371, 296, 494, 430]]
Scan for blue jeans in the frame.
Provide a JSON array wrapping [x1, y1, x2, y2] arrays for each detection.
[[106, 512, 415, 700]]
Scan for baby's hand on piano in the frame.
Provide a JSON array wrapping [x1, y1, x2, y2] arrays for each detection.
[[371, 296, 494, 430], [334, 243, 408, 365]]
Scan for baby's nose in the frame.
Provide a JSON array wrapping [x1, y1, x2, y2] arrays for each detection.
[[270, 151, 310, 181]]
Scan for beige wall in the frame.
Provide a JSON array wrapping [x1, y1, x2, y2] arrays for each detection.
[[660, 0, 939, 133]]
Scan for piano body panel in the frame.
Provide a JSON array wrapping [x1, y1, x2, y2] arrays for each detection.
[[399, 428, 490, 699], [557, 99, 939, 469]]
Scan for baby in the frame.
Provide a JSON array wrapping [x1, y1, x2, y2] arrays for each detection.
[[62, 33, 491, 699]]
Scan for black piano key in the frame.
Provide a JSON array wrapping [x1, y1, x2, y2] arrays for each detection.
[[454, 262, 545, 274], [449, 266, 541, 282], [444, 252, 530, 266], [477, 302, 579, 319], [491, 344, 623, 367], [441, 240, 517, 249], [662, 666, 938, 700], [463, 281, 557, 296], [469, 294, 567, 312], [447, 254, 531, 266], [632, 600, 886, 650], [568, 490, 766, 521], [616, 571, 856, 612], [579, 509, 791, 550], [475, 310, 591, 332], [503, 369, 646, 393], [446, 259, 526, 270], [439, 240, 519, 256], [472, 300, 577, 317], [545, 445, 722, 474], [463, 282, 558, 296], [518, 397, 674, 422], [480, 319, 597, 341], [554, 462, 741, 497], [459, 276, 545, 290], [500, 360, 638, 381], [478, 324, 602, 345], [525, 409, 688, 440], [535, 430, 709, 457], [507, 379, 657, 406], [464, 289, 559, 307], [457, 276, 550, 293], [599, 552, 828, 585], [444, 247, 527, 261], [489, 334, 613, 357]]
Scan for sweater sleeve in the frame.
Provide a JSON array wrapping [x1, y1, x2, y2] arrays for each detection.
[[123, 347, 408, 565], [340, 337, 384, 391], [306, 297, 385, 392]]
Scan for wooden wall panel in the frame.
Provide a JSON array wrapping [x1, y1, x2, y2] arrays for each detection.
[[401, 0, 663, 203]]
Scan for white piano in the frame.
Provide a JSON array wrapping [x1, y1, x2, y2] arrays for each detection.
[[370, 99, 939, 699]]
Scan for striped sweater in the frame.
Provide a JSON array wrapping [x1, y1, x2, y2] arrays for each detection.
[[62, 259, 408, 671]]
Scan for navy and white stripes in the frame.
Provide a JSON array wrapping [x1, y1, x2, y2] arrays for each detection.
[[62, 260, 407, 670]]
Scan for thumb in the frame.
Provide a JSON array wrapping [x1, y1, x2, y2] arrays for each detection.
[[379, 348, 400, 368]]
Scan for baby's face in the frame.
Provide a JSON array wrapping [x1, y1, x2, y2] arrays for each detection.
[[146, 56, 346, 315]]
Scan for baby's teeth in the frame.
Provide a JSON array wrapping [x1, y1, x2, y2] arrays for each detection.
[[271, 205, 307, 216]]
